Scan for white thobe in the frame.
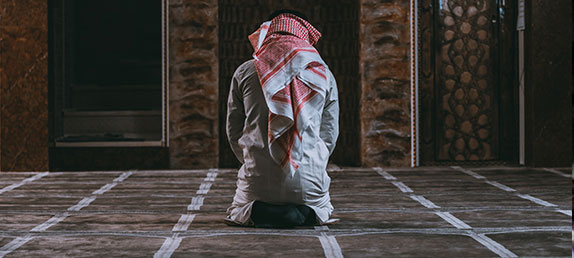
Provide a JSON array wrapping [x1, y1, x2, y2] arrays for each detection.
[[226, 59, 339, 225]]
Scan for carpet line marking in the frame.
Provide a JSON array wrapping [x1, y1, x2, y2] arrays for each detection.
[[114, 172, 133, 182], [196, 183, 213, 195], [450, 166, 568, 256], [172, 214, 196, 232], [556, 210, 572, 216], [452, 167, 568, 214], [204, 172, 218, 182], [154, 234, 182, 258], [451, 166, 485, 179], [154, 169, 218, 258], [92, 183, 118, 195], [187, 196, 205, 211], [30, 213, 69, 232], [409, 195, 441, 209], [0, 225, 569, 239], [485, 180, 516, 192], [0, 235, 33, 258], [374, 167, 396, 180], [434, 212, 471, 229], [542, 168, 571, 178], [391, 181, 413, 193], [67, 196, 97, 211], [314, 223, 344, 257], [0, 171, 133, 257], [0, 172, 50, 195], [515, 194, 557, 207], [468, 232, 518, 257], [318, 232, 344, 258], [378, 168, 518, 258]]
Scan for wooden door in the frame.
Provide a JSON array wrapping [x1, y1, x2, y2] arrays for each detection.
[[218, 0, 360, 168], [418, 0, 518, 164]]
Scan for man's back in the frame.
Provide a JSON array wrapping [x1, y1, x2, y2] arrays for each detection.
[[225, 11, 339, 227], [226, 59, 339, 225]]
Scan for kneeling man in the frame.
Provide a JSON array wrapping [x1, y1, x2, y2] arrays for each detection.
[[225, 10, 339, 228]]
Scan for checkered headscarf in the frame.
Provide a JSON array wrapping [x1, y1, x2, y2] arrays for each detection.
[[250, 14, 328, 174]]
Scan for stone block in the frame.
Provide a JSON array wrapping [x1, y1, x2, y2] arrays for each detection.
[[0, 1, 49, 172], [360, 0, 411, 167], [168, 0, 218, 169]]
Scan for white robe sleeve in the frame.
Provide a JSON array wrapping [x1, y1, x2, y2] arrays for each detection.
[[319, 72, 339, 155], [226, 73, 246, 164]]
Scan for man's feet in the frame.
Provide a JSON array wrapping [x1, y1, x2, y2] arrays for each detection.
[[296, 204, 317, 226], [250, 201, 317, 228]]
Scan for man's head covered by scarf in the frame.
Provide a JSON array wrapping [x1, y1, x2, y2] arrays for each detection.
[[249, 10, 329, 175]]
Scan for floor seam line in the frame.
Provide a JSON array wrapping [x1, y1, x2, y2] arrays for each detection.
[[541, 168, 572, 179], [450, 166, 569, 216], [0, 170, 135, 257], [374, 167, 518, 258], [0, 172, 50, 195], [153, 168, 218, 258]]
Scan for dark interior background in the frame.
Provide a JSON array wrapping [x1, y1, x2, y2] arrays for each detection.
[[48, 0, 168, 171], [69, 0, 162, 111]]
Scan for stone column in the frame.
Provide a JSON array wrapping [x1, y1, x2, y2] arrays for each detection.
[[359, 0, 411, 167], [0, 0, 49, 171], [168, 0, 219, 168]]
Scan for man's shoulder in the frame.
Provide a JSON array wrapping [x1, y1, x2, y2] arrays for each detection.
[[238, 59, 255, 70], [234, 59, 256, 78], [325, 67, 336, 87], [325, 67, 335, 80]]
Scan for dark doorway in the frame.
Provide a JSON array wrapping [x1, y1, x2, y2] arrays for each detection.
[[418, 0, 518, 165], [49, 0, 169, 171], [50, 0, 163, 144], [218, 0, 361, 168]]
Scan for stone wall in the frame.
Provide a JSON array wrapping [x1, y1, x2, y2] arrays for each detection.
[[359, 0, 411, 167], [0, 0, 49, 171], [168, 0, 219, 168]]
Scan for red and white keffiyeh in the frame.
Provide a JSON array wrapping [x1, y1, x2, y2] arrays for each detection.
[[249, 14, 329, 175]]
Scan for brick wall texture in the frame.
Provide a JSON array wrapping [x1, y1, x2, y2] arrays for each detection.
[[359, 0, 411, 167], [168, 0, 219, 168]]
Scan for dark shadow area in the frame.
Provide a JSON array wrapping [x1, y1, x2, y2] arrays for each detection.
[[48, 0, 167, 171]]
